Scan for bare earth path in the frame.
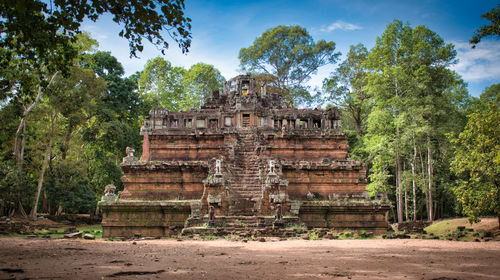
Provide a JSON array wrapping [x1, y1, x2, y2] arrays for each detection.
[[1, 238, 499, 279]]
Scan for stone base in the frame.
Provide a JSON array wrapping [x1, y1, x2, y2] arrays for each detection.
[[102, 200, 391, 238], [299, 201, 390, 235], [101, 201, 192, 238]]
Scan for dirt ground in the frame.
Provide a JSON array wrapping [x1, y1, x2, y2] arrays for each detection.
[[0, 238, 499, 280]]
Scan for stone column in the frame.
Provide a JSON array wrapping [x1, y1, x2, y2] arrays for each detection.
[[141, 134, 150, 162]]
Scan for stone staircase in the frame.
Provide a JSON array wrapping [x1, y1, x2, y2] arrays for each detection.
[[183, 215, 305, 237], [228, 129, 263, 215]]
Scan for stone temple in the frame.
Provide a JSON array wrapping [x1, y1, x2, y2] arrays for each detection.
[[101, 74, 390, 237]]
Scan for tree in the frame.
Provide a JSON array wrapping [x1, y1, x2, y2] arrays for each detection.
[[139, 58, 225, 111], [323, 43, 370, 137], [183, 63, 224, 107], [0, 0, 192, 80], [470, 4, 500, 48], [81, 51, 145, 199], [364, 20, 459, 223], [239, 25, 340, 105], [451, 101, 499, 226], [30, 66, 107, 219], [139, 57, 187, 110]]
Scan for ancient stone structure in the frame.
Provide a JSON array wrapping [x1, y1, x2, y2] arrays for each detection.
[[101, 74, 390, 238]]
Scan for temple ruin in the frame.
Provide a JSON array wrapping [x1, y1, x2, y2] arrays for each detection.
[[101, 74, 390, 237]]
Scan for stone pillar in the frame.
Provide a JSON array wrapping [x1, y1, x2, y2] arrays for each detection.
[[141, 134, 150, 162]]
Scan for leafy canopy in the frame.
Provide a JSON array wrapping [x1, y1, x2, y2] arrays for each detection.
[[139, 58, 224, 111], [322, 43, 370, 136], [451, 100, 500, 222], [239, 25, 340, 104], [0, 0, 192, 76]]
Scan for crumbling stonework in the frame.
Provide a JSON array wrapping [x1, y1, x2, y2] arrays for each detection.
[[102, 75, 390, 238]]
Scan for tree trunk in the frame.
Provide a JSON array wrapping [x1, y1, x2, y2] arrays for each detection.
[[30, 113, 57, 220], [396, 150, 403, 223], [41, 190, 48, 214], [427, 135, 433, 222], [14, 72, 59, 171], [17, 201, 27, 218], [419, 148, 429, 218], [403, 161, 408, 221], [412, 137, 417, 221], [61, 123, 73, 160]]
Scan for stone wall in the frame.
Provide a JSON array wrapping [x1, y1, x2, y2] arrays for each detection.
[[149, 135, 225, 161], [263, 135, 348, 161], [120, 163, 207, 200], [101, 201, 191, 238], [299, 201, 390, 235]]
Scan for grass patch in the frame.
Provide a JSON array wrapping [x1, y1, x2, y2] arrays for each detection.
[[77, 224, 103, 239], [424, 217, 498, 241], [424, 218, 470, 236]]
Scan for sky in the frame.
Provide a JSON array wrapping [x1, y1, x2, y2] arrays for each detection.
[[81, 0, 500, 97]]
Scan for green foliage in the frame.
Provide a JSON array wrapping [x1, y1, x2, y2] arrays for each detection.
[[450, 101, 499, 222], [139, 58, 224, 111], [306, 229, 320, 240], [470, 4, 500, 47], [357, 20, 471, 222], [0, 42, 147, 215], [45, 160, 95, 214], [183, 63, 225, 106], [239, 25, 340, 106], [0, 0, 191, 73], [323, 43, 370, 138], [139, 57, 187, 110], [0, 161, 34, 211]]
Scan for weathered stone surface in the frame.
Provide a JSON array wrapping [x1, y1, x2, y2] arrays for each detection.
[[102, 74, 391, 237], [83, 233, 95, 240], [64, 232, 82, 239]]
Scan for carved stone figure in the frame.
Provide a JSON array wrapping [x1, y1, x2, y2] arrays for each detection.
[[123, 147, 138, 163], [275, 204, 282, 221], [126, 147, 135, 157], [101, 184, 117, 205], [208, 206, 215, 227], [268, 160, 276, 175], [306, 191, 315, 201], [215, 159, 223, 176]]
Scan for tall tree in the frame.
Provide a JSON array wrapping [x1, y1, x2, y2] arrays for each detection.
[[239, 25, 340, 106], [30, 66, 106, 219], [323, 43, 370, 136], [451, 100, 499, 226], [81, 51, 145, 198], [364, 20, 459, 222]]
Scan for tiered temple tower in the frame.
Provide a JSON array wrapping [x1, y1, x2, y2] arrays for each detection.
[[101, 74, 390, 237]]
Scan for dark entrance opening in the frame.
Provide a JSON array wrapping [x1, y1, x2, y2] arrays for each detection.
[[242, 114, 250, 127]]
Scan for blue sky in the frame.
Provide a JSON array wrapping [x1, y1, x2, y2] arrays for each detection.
[[82, 0, 499, 97]]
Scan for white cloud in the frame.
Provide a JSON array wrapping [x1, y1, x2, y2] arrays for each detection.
[[451, 40, 500, 82], [320, 20, 362, 32]]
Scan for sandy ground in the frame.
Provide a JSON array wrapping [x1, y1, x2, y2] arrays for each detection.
[[0, 238, 499, 280]]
